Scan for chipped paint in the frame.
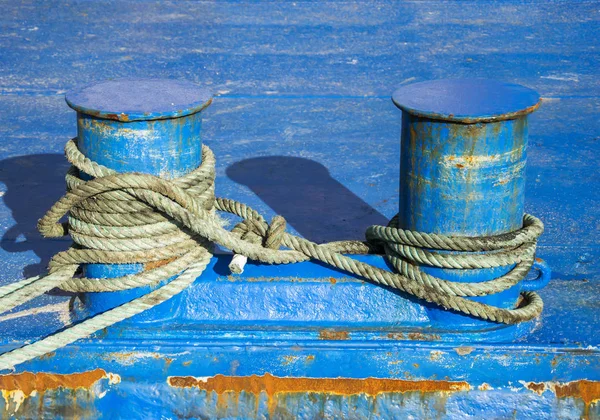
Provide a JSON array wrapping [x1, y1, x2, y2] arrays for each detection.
[[386, 332, 441, 341], [455, 347, 475, 356], [318, 330, 349, 340], [101, 350, 189, 366], [407, 332, 441, 341], [0, 301, 71, 325]]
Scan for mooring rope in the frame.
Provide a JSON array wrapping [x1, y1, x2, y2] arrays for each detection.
[[0, 139, 544, 370]]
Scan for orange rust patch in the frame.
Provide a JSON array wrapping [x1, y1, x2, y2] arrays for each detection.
[[319, 330, 349, 340], [329, 277, 337, 285], [387, 332, 405, 340], [555, 380, 600, 406], [167, 373, 470, 397], [527, 382, 546, 395], [145, 257, 177, 271], [0, 369, 108, 397]]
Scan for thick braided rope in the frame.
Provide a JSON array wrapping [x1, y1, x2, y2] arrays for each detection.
[[0, 140, 217, 370], [215, 199, 544, 323], [0, 140, 544, 370]]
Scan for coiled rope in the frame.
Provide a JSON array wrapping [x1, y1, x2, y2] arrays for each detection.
[[0, 139, 544, 370]]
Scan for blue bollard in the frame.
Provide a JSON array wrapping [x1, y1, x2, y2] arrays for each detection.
[[392, 79, 550, 329], [65, 78, 212, 318]]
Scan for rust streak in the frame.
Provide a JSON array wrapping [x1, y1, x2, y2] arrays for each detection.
[[555, 380, 600, 406], [167, 373, 470, 396], [0, 369, 111, 398]]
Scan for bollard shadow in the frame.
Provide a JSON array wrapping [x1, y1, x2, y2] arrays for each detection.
[[224, 156, 430, 307], [0, 153, 71, 280], [226, 156, 389, 243]]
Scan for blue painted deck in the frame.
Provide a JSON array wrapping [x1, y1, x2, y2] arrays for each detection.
[[0, 1, 598, 418]]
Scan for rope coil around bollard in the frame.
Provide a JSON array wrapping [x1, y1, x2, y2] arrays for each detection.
[[0, 139, 544, 370]]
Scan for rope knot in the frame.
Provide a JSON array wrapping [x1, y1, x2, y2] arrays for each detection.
[[264, 215, 286, 250]]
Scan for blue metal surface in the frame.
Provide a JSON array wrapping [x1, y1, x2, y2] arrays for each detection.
[[66, 78, 213, 122], [0, 1, 598, 418], [392, 79, 541, 123], [68, 78, 211, 317], [394, 79, 548, 330]]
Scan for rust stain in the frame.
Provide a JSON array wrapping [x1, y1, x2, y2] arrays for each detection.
[[319, 330, 349, 340], [555, 380, 600, 406], [522, 380, 600, 413], [0, 369, 119, 404], [167, 373, 471, 397], [407, 332, 441, 341], [329, 277, 337, 285], [409, 100, 540, 124], [526, 382, 546, 395], [145, 257, 177, 271], [38, 351, 56, 361]]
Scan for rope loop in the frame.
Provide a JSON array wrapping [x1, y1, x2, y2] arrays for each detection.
[[0, 139, 546, 370]]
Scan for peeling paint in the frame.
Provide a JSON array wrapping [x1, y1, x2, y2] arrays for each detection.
[[318, 330, 349, 340], [386, 332, 441, 341], [455, 347, 475, 356], [0, 301, 71, 325]]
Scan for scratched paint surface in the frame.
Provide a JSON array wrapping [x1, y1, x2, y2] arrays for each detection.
[[0, 0, 598, 418]]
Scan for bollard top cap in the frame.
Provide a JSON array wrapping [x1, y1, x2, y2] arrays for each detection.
[[66, 78, 213, 122], [392, 79, 540, 123]]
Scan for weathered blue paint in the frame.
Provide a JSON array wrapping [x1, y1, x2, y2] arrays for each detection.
[[392, 79, 541, 123], [0, 1, 598, 419], [66, 78, 212, 316], [66, 78, 213, 122], [393, 79, 549, 329]]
